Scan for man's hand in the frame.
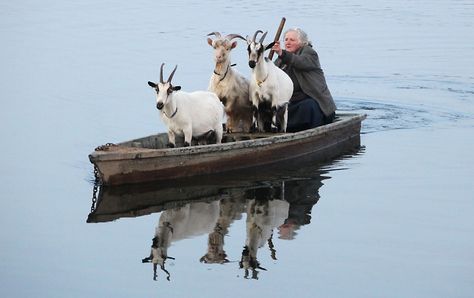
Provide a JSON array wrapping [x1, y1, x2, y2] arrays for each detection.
[[272, 41, 283, 56]]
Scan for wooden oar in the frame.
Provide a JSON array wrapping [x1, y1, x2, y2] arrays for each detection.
[[268, 17, 286, 60]]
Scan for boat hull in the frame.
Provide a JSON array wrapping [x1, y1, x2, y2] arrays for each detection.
[[89, 113, 365, 185]]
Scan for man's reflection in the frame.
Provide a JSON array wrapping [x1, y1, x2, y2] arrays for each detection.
[[278, 178, 322, 240]]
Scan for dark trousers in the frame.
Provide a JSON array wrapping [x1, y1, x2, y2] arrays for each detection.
[[287, 98, 334, 132]]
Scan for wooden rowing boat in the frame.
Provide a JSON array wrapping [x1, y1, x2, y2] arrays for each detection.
[[89, 113, 366, 185]]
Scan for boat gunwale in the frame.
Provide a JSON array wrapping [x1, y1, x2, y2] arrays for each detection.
[[89, 113, 366, 162]]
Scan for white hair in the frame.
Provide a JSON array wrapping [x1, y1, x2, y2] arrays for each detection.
[[284, 27, 312, 47]]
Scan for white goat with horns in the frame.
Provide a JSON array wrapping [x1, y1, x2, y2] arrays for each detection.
[[148, 63, 224, 147], [207, 32, 253, 133], [247, 30, 293, 132]]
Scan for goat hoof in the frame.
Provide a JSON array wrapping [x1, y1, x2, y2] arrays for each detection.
[[184, 142, 190, 147], [166, 143, 175, 148]]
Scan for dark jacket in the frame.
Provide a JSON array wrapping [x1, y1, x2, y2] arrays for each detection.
[[275, 45, 336, 117]]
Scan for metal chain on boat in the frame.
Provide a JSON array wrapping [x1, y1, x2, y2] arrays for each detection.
[[90, 165, 102, 213], [91, 183, 99, 213], [90, 143, 117, 212], [93, 165, 100, 182], [94, 143, 117, 151]]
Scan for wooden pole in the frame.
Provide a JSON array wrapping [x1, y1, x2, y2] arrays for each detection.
[[268, 17, 286, 60]]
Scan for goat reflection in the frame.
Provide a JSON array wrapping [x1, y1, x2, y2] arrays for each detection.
[[142, 178, 321, 280], [239, 185, 289, 279], [142, 201, 220, 281], [200, 197, 246, 264]]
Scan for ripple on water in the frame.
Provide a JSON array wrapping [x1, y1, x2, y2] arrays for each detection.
[[394, 75, 474, 100], [337, 98, 471, 134], [333, 73, 474, 133]]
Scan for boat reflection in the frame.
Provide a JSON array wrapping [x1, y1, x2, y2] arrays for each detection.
[[87, 149, 362, 281]]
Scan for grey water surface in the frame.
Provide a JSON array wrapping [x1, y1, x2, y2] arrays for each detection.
[[1, 1, 473, 297]]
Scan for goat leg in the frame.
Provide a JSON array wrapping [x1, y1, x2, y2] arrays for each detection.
[[167, 130, 176, 148], [183, 127, 192, 147]]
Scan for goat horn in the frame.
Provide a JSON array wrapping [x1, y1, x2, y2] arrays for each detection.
[[141, 256, 151, 263], [252, 30, 263, 42], [160, 63, 165, 83], [167, 65, 178, 83], [207, 32, 222, 38], [225, 34, 246, 41], [259, 31, 268, 44]]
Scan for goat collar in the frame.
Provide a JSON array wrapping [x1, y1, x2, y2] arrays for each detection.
[[256, 72, 269, 87], [163, 106, 178, 119], [214, 63, 236, 82]]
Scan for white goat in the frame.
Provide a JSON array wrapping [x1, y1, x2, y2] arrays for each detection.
[[246, 30, 293, 132], [207, 32, 253, 133], [148, 63, 224, 147]]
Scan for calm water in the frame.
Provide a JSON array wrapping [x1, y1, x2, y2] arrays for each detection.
[[1, 1, 473, 297]]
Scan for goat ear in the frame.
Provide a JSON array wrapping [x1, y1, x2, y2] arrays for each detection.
[[148, 81, 157, 88], [231, 41, 237, 49], [207, 38, 213, 46], [265, 42, 276, 51], [172, 86, 181, 91]]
